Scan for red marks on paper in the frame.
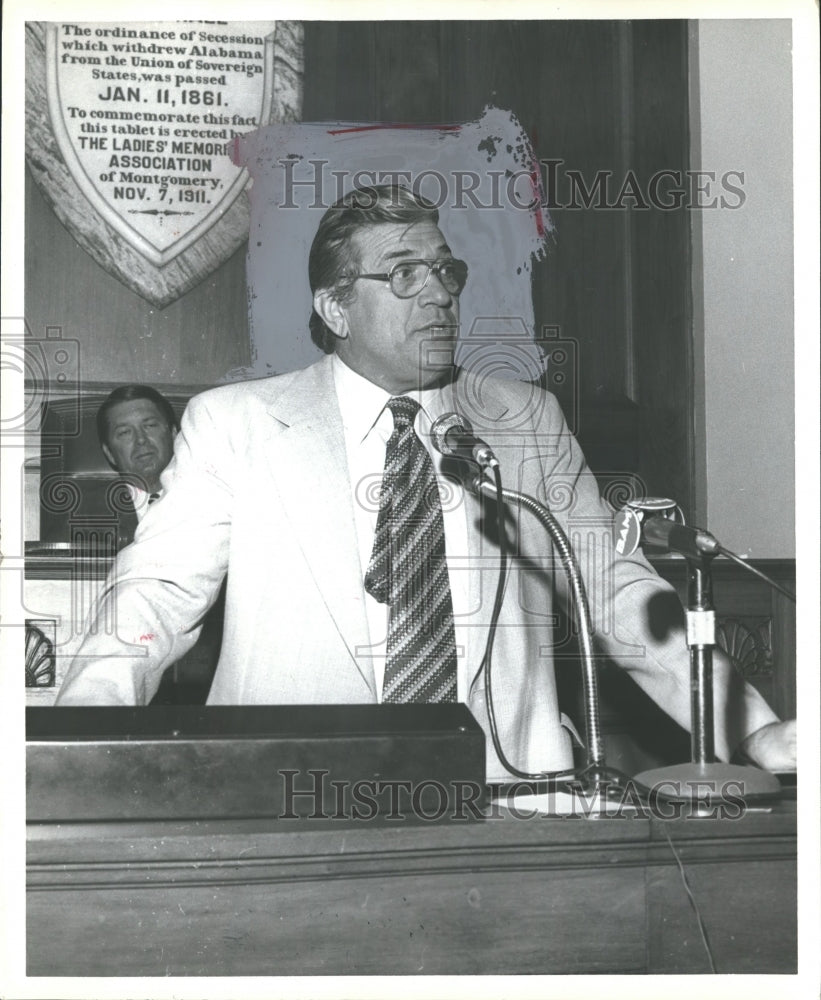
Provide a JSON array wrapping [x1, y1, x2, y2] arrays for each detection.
[[326, 123, 462, 136]]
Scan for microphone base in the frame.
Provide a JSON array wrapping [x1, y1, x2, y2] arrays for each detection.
[[633, 761, 783, 806]]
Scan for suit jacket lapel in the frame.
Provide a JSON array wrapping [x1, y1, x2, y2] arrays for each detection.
[[260, 357, 376, 698]]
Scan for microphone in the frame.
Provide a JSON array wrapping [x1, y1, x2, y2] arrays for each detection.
[[614, 501, 720, 559], [430, 413, 499, 468]]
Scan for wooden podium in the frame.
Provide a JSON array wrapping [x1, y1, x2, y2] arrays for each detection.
[[26, 707, 796, 976]]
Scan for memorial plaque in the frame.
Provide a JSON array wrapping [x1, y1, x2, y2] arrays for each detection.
[[26, 20, 303, 306]]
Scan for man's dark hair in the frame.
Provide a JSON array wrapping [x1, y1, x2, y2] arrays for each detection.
[[308, 184, 440, 354], [96, 384, 179, 447]]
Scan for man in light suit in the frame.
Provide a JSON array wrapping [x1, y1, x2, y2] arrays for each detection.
[[57, 185, 794, 780]]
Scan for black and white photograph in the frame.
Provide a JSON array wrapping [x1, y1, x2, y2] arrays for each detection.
[[1, 0, 818, 997]]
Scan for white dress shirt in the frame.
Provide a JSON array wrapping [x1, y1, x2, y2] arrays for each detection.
[[127, 484, 163, 523], [332, 354, 472, 701]]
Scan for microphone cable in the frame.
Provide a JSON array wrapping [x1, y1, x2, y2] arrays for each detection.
[[478, 464, 604, 785], [716, 545, 796, 602], [662, 824, 718, 972]]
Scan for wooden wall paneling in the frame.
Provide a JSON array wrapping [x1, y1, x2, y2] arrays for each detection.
[[371, 22, 446, 122], [645, 845, 797, 974], [534, 21, 629, 418], [628, 22, 693, 514], [27, 867, 647, 976], [449, 20, 548, 124], [304, 22, 377, 121], [26, 806, 796, 976], [770, 590, 796, 719], [301, 21, 340, 118], [644, 810, 797, 974]]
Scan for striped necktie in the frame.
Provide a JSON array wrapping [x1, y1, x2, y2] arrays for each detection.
[[364, 397, 457, 703]]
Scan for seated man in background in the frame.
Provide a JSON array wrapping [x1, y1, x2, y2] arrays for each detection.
[[57, 185, 794, 779], [97, 383, 220, 703], [97, 384, 179, 524]]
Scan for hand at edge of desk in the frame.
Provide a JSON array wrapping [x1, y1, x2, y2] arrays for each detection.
[[738, 719, 796, 772]]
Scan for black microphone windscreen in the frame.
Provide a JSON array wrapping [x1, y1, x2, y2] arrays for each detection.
[[430, 412, 473, 457]]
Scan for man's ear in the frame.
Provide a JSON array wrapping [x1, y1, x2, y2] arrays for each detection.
[[101, 442, 118, 469], [313, 288, 349, 340]]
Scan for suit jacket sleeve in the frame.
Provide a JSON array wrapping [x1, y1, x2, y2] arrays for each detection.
[[524, 390, 780, 762], [56, 391, 234, 705]]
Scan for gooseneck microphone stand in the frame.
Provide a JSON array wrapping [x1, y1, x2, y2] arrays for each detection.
[[634, 548, 782, 800], [430, 412, 608, 792], [470, 475, 607, 791]]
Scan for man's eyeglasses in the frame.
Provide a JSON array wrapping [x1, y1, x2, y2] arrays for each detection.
[[355, 258, 469, 299]]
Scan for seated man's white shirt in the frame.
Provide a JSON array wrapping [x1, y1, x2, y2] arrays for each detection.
[[127, 484, 164, 523], [332, 354, 471, 701]]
